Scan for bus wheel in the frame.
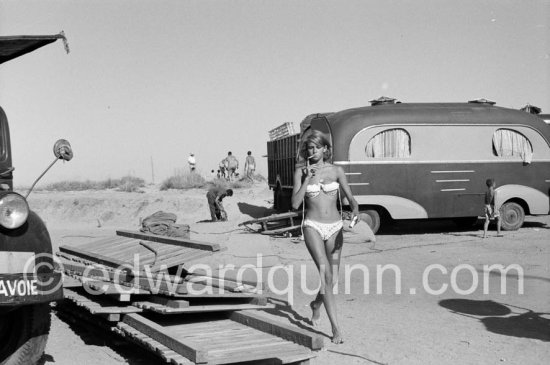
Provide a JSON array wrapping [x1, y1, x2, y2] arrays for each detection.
[[500, 202, 525, 231], [359, 209, 381, 234], [0, 303, 50, 365]]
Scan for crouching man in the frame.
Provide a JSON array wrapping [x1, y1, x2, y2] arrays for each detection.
[[206, 187, 233, 221]]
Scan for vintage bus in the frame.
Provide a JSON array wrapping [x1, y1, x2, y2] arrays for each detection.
[[267, 98, 550, 233]]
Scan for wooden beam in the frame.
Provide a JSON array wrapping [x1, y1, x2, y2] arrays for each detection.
[[229, 310, 324, 350], [122, 313, 208, 364], [116, 230, 223, 252], [59, 245, 134, 273], [148, 295, 190, 308]]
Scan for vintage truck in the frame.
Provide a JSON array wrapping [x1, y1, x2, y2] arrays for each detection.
[[0, 33, 72, 365], [267, 97, 550, 233]]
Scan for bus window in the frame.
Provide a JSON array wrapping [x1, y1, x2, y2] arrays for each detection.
[[492, 128, 533, 163], [365, 128, 411, 158]]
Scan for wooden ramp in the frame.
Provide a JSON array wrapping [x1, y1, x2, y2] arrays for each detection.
[[119, 311, 319, 364], [239, 212, 302, 236]]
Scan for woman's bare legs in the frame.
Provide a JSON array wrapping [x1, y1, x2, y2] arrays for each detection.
[[325, 230, 344, 343], [303, 227, 344, 343]]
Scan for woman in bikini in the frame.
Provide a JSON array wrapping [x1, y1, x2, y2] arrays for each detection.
[[291, 130, 359, 344]]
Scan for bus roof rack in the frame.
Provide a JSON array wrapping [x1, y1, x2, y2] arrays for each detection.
[[520, 103, 542, 115], [468, 98, 496, 105], [369, 96, 398, 106]]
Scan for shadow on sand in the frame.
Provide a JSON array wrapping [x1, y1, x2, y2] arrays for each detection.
[[46, 306, 164, 365], [439, 299, 550, 342], [377, 218, 482, 235]]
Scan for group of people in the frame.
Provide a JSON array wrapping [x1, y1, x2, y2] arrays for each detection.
[[215, 151, 256, 181], [188, 151, 256, 182], [204, 151, 256, 223]]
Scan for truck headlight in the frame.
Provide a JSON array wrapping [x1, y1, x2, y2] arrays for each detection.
[[0, 193, 29, 229]]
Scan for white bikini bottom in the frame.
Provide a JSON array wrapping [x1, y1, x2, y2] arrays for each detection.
[[302, 219, 343, 241]]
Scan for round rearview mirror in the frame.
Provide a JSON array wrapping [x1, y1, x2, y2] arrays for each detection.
[[53, 139, 73, 161]]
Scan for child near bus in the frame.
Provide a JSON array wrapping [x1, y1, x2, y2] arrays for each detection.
[[483, 178, 502, 238]]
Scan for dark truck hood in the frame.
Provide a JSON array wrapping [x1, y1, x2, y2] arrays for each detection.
[[0, 32, 68, 64]]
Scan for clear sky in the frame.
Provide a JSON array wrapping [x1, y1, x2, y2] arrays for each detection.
[[1, 0, 549, 186]]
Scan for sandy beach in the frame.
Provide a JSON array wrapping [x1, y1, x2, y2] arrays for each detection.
[[26, 183, 550, 365]]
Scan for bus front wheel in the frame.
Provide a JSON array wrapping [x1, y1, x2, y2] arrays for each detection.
[[359, 209, 381, 234], [500, 202, 525, 231]]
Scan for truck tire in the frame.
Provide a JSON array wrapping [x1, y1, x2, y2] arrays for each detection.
[[0, 303, 51, 365], [500, 202, 525, 231], [359, 209, 381, 234]]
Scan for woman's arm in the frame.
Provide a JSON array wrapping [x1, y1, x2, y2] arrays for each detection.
[[336, 166, 360, 217], [292, 159, 317, 210]]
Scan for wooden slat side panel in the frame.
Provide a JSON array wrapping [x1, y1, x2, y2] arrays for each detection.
[[122, 313, 208, 364], [229, 310, 324, 350], [115, 322, 195, 365]]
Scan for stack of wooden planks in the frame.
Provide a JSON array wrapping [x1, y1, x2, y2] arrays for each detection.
[[56, 229, 322, 364]]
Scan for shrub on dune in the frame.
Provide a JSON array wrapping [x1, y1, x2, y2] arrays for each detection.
[[160, 172, 207, 190]]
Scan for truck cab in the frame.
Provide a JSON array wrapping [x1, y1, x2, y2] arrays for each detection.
[[0, 33, 72, 365]]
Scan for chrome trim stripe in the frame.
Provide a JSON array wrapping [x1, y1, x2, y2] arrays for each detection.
[[349, 183, 370, 186], [441, 188, 466, 192], [436, 179, 470, 182], [334, 160, 550, 165], [345, 172, 362, 175], [431, 170, 475, 174], [546, 180, 550, 183]]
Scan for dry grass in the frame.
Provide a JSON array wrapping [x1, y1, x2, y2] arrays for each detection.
[[41, 176, 145, 192], [160, 171, 207, 190]]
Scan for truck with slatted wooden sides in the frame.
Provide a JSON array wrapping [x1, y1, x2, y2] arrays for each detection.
[[267, 97, 550, 233]]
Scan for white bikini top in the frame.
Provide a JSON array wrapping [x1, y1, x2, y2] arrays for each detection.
[[305, 181, 340, 198]]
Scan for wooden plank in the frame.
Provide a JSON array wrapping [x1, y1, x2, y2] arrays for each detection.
[[63, 288, 143, 314], [73, 236, 130, 250], [171, 292, 264, 299], [261, 225, 301, 236], [187, 269, 264, 289], [79, 277, 150, 296], [148, 295, 190, 308], [60, 259, 185, 294], [62, 275, 83, 288], [133, 301, 275, 314], [207, 342, 311, 365], [122, 313, 208, 364], [59, 245, 134, 273], [115, 322, 195, 365], [229, 310, 324, 350], [116, 230, 222, 252], [149, 250, 212, 272], [239, 212, 301, 226]]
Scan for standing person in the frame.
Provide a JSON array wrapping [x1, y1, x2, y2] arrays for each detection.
[[206, 186, 233, 221], [187, 153, 196, 172], [291, 130, 359, 344], [219, 158, 228, 179], [244, 151, 256, 180], [225, 151, 239, 181], [483, 178, 502, 238]]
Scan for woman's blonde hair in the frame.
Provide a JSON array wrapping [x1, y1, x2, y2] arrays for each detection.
[[300, 130, 332, 161]]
